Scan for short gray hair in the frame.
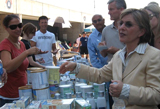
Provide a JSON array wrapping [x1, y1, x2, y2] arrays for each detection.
[[107, 0, 127, 9]]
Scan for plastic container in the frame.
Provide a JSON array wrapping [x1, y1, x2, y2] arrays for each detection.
[[55, 93, 61, 99], [49, 84, 59, 98], [76, 92, 83, 99], [65, 93, 72, 99], [32, 87, 50, 100], [30, 69, 48, 89], [112, 82, 125, 109], [86, 92, 96, 109], [80, 85, 93, 99], [18, 85, 33, 100], [93, 83, 105, 99], [45, 66, 60, 84], [97, 91, 107, 109], [27, 67, 43, 84], [0, 60, 4, 88], [59, 84, 72, 98]]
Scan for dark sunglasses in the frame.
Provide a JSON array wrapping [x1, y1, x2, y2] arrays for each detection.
[[8, 23, 23, 30], [93, 19, 102, 24], [119, 21, 136, 28]]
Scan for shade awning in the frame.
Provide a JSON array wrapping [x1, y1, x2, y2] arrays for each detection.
[[48, 16, 71, 28], [84, 25, 95, 32]]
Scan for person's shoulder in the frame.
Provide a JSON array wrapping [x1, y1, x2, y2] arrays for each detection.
[[0, 39, 12, 50], [0, 38, 9, 45], [21, 39, 27, 43], [19, 40, 26, 46], [146, 45, 160, 56], [36, 30, 40, 33], [103, 24, 112, 30], [35, 30, 41, 36], [46, 31, 55, 36]]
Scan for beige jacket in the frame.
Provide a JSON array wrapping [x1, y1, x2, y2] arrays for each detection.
[[77, 45, 160, 109]]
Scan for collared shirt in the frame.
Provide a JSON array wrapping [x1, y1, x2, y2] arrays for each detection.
[[118, 43, 148, 99], [87, 29, 108, 68], [102, 22, 125, 62]]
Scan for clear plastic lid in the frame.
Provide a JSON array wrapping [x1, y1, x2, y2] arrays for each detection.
[[65, 93, 71, 99], [86, 92, 93, 98], [55, 93, 60, 99], [98, 91, 104, 97], [76, 92, 82, 98]]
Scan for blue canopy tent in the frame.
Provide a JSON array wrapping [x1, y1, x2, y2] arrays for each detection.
[[84, 25, 95, 32]]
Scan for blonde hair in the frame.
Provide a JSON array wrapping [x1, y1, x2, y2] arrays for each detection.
[[144, 4, 160, 38]]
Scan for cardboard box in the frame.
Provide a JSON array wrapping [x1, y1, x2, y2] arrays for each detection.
[[41, 99, 74, 109], [26, 101, 42, 109], [75, 99, 91, 109], [16, 96, 30, 108]]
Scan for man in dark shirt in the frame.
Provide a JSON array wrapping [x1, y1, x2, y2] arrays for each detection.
[[78, 32, 89, 59]]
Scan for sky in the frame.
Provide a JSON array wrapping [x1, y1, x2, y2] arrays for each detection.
[[33, 0, 160, 25]]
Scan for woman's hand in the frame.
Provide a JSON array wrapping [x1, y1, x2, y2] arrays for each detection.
[[59, 61, 77, 74], [27, 47, 39, 55], [2, 68, 7, 84], [109, 80, 123, 97], [38, 50, 48, 54]]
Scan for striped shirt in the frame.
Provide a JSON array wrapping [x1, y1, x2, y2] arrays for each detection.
[[118, 43, 148, 99]]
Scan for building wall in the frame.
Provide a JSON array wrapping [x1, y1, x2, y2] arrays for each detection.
[[59, 22, 84, 43], [0, 0, 93, 42], [0, 14, 9, 42]]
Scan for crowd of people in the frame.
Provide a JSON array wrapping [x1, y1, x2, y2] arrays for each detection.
[[0, 0, 160, 109]]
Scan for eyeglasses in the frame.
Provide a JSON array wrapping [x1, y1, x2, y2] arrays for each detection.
[[148, 14, 155, 20], [8, 23, 23, 30], [93, 19, 102, 24]]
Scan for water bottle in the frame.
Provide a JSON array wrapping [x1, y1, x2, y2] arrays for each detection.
[[97, 91, 107, 109], [55, 93, 60, 99], [0, 60, 4, 88], [112, 82, 125, 109], [65, 93, 72, 99], [86, 92, 96, 109]]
